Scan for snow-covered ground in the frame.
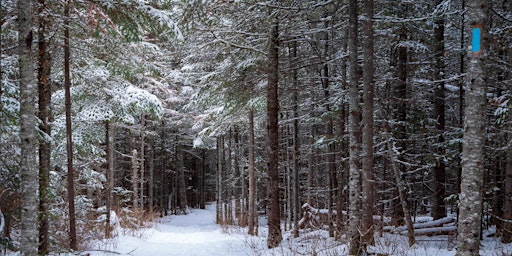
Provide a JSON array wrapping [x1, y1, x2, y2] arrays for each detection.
[[87, 204, 252, 256], [82, 203, 512, 256], [6, 203, 511, 255]]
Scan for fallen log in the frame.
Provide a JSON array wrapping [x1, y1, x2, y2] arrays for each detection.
[[400, 226, 457, 236]]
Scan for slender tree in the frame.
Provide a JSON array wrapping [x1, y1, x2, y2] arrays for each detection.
[[248, 109, 256, 235], [361, 0, 375, 246], [18, 0, 39, 254], [456, 0, 487, 255], [266, 12, 282, 249], [347, 0, 363, 254], [105, 121, 114, 238], [37, 0, 52, 253], [432, 0, 447, 221], [64, 0, 77, 250]]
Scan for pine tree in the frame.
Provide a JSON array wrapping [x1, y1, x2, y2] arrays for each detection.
[[266, 10, 282, 249]]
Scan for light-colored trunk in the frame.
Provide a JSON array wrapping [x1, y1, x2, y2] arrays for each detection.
[[18, 0, 38, 254], [132, 149, 139, 209], [456, 1, 487, 255]]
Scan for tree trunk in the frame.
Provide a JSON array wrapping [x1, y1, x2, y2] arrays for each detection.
[[384, 123, 416, 247], [348, 0, 363, 254], [105, 121, 114, 238], [361, 0, 375, 246], [456, 1, 487, 255], [216, 136, 224, 224], [132, 149, 139, 210], [176, 144, 188, 213], [266, 14, 282, 249], [37, 0, 52, 252], [18, 0, 38, 254], [292, 40, 300, 238], [149, 142, 155, 212], [336, 30, 348, 241], [390, 1, 409, 227], [139, 115, 146, 212], [64, 0, 77, 249], [248, 109, 256, 235], [502, 142, 512, 243], [432, 0, 447, 221]]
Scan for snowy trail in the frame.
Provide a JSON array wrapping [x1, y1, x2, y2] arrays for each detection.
[[89, 204, 252, 256]]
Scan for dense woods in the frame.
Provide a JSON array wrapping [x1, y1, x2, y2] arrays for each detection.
[[0, 0, 511, 255]]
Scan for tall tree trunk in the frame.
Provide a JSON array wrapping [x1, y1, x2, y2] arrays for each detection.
[[176, 144, 187, 213], [266, 14, 282, 249], [361, 0, 375, 246], [139, 115, 145, 212], [105, 121, 114, 238], [432, 0, 447, 221], [348, 0, 363, 254], [132, 149, 139, 210], [216, 136, 224, 224], [149, 142, 154, 212], [456, 1, 487, 255], [291, 40, 300, 238], [18, 0, 38, 254], [37, 0, 52, 253], [336, 30, 348, 241], [502, 140, 512, 243], [384, 127, 416, 247], [64, 1, 77, 249], [248, 109, 256, 235]]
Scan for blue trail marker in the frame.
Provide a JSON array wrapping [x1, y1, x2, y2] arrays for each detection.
[[471, 26, 482, 54]]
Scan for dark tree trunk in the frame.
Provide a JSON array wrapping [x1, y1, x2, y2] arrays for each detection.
[[37, 0, 52, 253], [348, 0, 363, 254], [216, 136, 224, 224], [266, 15, 282, 249], [432, 0, 447, 221], [336, 30, 348, 241], [64, 0, 77, 250], [502, 142, 512, 243], [105, 121, 114, 238], [361, 0, 375, 246], [176, 144, 188, 213], [248, 109, 256, 235]]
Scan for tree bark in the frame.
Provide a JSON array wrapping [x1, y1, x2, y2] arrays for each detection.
[[105, 121, 114, 238], [361, 0, 375, 246], [18, 0, 39, 254], [216, 136, 224, 224], [37, 0, 52, 252], [149, 142, 155, 212], [132, 149, 139, 210], [291, 40, 300, 238], [266, 14, 282, 249], [456, 1, 487, 255], [348, 0, 363, 254], [432, 0, 447, 221], [248, 109, 256, 235], [176, 144, 188, 213], [139, 115, 146, 212], [64, 0, 77, 249], [502, 141, 512, 243]]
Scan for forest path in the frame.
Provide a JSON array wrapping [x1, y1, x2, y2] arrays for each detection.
[[89, 203, 252, 256]]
